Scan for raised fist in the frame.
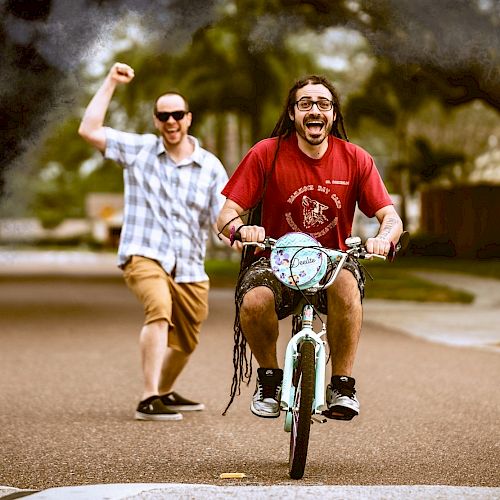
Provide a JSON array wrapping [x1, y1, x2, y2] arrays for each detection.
[[108, 62, 135, 84]]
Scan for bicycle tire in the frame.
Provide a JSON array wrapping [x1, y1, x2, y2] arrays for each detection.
[[289, 339, 316, 479]]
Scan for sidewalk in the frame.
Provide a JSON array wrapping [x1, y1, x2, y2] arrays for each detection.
[[363, 271, 500, 352], [0, 249, 121, 276]]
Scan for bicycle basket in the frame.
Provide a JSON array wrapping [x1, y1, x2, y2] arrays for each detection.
[[270, 232, 327, 290]]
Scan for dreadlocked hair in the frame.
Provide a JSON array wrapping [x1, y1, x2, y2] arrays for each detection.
[[221, 206, 259, 416], [271, 74, 349, 141]]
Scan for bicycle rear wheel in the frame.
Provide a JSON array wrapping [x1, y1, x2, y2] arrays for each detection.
[[289, 339, 316, 479]]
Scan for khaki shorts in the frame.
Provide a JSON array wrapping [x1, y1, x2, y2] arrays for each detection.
[[123, 256, 209, 354]]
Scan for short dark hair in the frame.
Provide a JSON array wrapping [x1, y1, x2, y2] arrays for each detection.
[[154, 92, 190, 114], [271, 75, 348, 140]]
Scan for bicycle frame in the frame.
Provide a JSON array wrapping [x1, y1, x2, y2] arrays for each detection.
[[280, 249, 347, 410], [281, 304, 326, 427], [240, 240, 351, 423]]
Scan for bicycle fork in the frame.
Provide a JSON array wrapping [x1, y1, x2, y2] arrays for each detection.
[[280, 305, 326, 418]]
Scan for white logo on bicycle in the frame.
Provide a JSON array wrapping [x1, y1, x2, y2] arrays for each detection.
[[302, 196, 328, 229]]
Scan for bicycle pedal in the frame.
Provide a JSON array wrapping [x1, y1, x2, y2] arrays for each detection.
[[311, 415, 327, 424]]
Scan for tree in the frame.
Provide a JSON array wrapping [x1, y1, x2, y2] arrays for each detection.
[[9, 1, 323, 225], [3, 0, 498, 229], [279, 0, 500, 111], [84, 0, 323, 160], [345, 58, 435, 224], [169, 0, 324, 144], [346, 57, 500, 190], [0, 0, 221, 199]]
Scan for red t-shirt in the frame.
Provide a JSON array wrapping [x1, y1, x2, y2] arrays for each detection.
[[222, 134, 393, 250]]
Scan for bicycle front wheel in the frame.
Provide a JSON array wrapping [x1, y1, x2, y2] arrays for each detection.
[[289, 339, 316, 479]]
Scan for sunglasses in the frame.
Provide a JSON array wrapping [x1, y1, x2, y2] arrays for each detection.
[[155, 110, 187, 122]]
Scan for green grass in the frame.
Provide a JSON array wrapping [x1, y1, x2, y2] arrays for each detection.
[[362, 255, 500, 303], [387, 256, 500, 280], [205, 255, 500, 303], [362, 264, 474, 303], [205, 259, 240, 288]]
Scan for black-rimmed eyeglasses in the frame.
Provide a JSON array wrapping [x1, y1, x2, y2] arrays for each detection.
[[155, 110, 187, 122], [295, 98, 333, 112]]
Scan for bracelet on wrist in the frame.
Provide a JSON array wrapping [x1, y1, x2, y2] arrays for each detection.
[[229, 224, 247, 246]]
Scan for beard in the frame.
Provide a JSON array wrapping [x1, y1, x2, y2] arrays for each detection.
[[296, 118, 332, 146]]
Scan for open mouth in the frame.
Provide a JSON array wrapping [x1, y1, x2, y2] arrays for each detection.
[[305, 120, 325, 134], [165, 127, 181, 136]]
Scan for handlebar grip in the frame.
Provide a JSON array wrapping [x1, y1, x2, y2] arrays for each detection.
[[368, 254, 386, 260], [387, 231, 410, 261], [387, 241, 396, 261], [357, 248, 367, 259], [357, 249, 386, 260]]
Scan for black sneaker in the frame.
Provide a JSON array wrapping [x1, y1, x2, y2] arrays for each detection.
[[135, 396, 183, 421], [324, 375, 359, 421], [251, 368, 283, 418], [160, 391, 205, 411]]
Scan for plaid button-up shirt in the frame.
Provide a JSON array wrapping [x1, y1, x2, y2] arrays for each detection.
[[104, 128, 228, 283]]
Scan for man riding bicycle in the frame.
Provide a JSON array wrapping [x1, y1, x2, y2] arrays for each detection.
[[217, 75, 403, 421]]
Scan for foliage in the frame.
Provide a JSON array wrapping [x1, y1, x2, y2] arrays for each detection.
[[278, 0, 500, 110], [7, 0, 499, 229], [110, 0, 326, 143], [393, 137, 465, 191], [402, 233, 458, 258], [21, 1, 331, 224]]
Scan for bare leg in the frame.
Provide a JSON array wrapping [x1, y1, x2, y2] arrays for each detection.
[[240, 286, 280, 368], [139, 319, 169, 400], [158, 348, 190, 395], [326, 269, 363, 376]]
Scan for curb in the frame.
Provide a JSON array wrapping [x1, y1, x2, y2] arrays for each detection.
[[2, 484, 500, 499]]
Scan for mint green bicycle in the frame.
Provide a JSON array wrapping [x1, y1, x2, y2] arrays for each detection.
[[240, 231, 409, 479]]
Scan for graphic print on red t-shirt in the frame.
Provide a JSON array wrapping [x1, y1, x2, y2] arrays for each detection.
[[283, 182, 341, 241], [302, 195, 329, 228]]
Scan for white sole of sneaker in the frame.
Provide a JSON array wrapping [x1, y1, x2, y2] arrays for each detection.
[[163, 403, 205, 411], [250, 402, 280, 419], [134, 411, 183, 421]]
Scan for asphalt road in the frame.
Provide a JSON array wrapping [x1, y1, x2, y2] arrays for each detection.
[[0, 274, 499, 493]]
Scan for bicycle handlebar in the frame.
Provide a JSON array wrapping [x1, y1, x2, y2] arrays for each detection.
[[234, 232, 386, 260], [233, 230, 410, 292]]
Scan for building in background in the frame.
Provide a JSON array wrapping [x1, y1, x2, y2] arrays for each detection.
[[85, 193, 123, 247]]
